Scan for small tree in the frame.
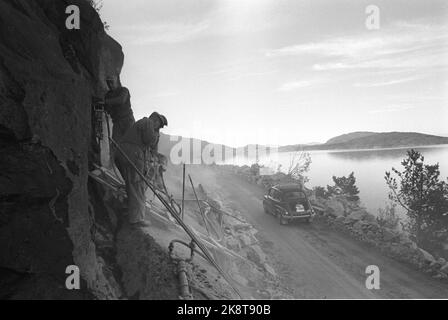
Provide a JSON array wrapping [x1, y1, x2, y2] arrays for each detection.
[[314, 172, 360, 201], [313, 186, 329, 199], [385, 149, 448, 249], [328, 172, 360, 201], [377, 202, 400, 230], [286, 151, 312, 183]]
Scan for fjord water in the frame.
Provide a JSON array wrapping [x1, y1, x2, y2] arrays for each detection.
[[304, 145, 448, 215], [227, 145, 448, 216]]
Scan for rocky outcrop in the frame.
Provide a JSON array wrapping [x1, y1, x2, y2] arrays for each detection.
[[116, 225, 179, 300], [0, 0, 124, 299]]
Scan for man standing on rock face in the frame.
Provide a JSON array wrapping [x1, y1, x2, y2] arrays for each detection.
[[104, 75, 135, 142], [115, 112, 168, 226]]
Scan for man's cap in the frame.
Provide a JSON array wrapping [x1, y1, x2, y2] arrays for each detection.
[[150, 112, 168, 127], [159, 114, 168, 127]]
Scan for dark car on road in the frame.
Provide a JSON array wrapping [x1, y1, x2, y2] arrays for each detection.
[[263, 184, 314, 225]]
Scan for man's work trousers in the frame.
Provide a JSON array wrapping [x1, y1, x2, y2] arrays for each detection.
[[115, 142, 148, 224], [110, 115, 135, 164]]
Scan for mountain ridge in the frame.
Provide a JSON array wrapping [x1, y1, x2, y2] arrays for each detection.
[[280, 131, 448, 152], [160, 131, 448, 155]]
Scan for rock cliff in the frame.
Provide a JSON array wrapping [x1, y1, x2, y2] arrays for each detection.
[[0, 0, 125, 299]]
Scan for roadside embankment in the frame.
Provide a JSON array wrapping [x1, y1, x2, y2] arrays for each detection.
[[214, 163, 448, 281], [312, 195, 448, 280]]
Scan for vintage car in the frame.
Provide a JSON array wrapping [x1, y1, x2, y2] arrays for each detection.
[[262, 184, 314, 225]]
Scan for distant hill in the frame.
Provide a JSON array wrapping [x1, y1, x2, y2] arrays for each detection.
[[278, 144, 308, 152], [281, 132, 448, 152], [321, 131, 448, 150], [325, 131, 377, 145]]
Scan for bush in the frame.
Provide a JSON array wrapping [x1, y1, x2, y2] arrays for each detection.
[[321, 172, 360, 201], [313, 186, 328, 199], [385, 149, 448, 252], [250, 163, 261, 176], [285, 151, 311, 183], [331, 172, 360, 201], [377, 203, 400, 230]]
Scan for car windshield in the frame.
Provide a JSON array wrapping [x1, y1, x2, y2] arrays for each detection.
[[284, 191, 305, 199]]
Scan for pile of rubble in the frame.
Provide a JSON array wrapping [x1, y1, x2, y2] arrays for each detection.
[[197, 185, 292, 299]]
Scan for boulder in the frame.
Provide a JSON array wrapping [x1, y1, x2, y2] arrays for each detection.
[[233, 222, 251, 232], [225, 237, 241, 251], [440, 263, 448, 275], [325, 198, 345, 217], [418, 248, 436, 265], [366, 231, 376, 240], [388, 243, 416, 260], [365, 222, 380, 233], [347, 209, 368, 221], [398, 234, 418, 249], [363, 213, 377, 223], [334, 196, 359, 214], [352, 221, 364, 233], [223, 226, 233, 235], [344, 217, 356, 225], [334, 216, 345, 225], [263, 263, 277, 277], [237, 233, 257, 247], [248, 228, 259, 237], [382, 228, 400, 242], [246, 245, 267, 268], [430, 260, 443, 270], [398, 233, 411, 243]]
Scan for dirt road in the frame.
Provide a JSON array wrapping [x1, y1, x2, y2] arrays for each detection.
[[178, 166, 448, 299]]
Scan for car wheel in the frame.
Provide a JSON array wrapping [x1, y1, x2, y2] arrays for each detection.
[[278, 214, 288, 225], [263, 204, 269, 214]]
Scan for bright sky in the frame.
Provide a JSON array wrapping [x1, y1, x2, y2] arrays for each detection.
[[101, 0, 448, 147]]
